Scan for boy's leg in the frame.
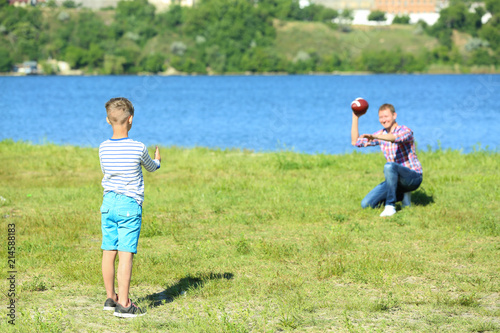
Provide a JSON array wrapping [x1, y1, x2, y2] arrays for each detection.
[[383, 162, 423, 207], [102, 250, 118, 301], [117, 251, 134, 307], [361, 181, 387, 209], [113, 194, 142, 308]]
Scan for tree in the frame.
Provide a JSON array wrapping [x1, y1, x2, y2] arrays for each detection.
[[46, 0, 58, 8], [102, 54, 126, 74], [0, 49, 13, 72], [436, 3, 467, 30], [204, 44, 226, 73], [64, 45, 86, 68], [84, 43, 104, 68], [316, 54, 341, 72], [359, 48, 426, 73], [62, 1, 78, 9], [113, 0, 157, 44], [183, 0, 276, 72], [468, 48, 494, 66], [368, 10, 386, 23], [392, 15, 410, 24], [479, 1, 500, 50], [156, 4, 185, 30], [257, 0, 298, 20], [338, 8, 353, 31], [340, 8, 353, 21], [142, 53, 165, 73], [479, 19, 500, 50], [71, 11, 111, 50], [485, 0, 500, 15], [114, 46, 141, 73]]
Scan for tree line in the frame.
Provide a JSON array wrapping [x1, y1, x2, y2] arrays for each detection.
[[0, 0, 498, 74]]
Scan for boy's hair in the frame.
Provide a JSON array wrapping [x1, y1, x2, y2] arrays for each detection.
[[105, 97, 134, 125], [379, 103, 395, 114]]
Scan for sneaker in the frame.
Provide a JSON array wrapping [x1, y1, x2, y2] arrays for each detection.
[[103, 295, 118, 311], [114, 300, 146, 318], [402, 192, 411, 207], [380, 205, 396, 217]]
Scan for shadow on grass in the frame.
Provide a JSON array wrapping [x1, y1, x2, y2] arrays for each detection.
[[138, 272, 234, 308], [412, 188, 434, 206]]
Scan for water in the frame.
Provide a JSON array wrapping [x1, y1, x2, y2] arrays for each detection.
[[1, 74, 499, 154]]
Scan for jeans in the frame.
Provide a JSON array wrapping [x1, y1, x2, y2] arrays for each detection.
[[361, 162, 423, 208]]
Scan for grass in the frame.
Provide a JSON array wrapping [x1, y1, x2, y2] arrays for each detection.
[[0, 140, 499, 332], [272, 21, 438, 61]]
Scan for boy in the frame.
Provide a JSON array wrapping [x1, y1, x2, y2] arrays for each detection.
[[99, 97, 161, 317], [351, 103, 422, 217]]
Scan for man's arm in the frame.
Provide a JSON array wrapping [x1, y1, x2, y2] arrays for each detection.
[[360, 133, 396, 143], [351, 113, 361, 146]]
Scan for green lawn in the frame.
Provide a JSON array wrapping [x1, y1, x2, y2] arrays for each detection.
[[0, 140, 499, 332]]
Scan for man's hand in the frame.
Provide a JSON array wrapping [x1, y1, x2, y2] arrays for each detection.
[[352, 111, 364, 118], [155, 146, 161, 162], [361, 134, 375, 140], [360, 134, 375, 147]]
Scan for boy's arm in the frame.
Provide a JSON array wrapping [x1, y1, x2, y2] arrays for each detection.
[[141, 145, 161, 172], [155, 146, 161, 163]]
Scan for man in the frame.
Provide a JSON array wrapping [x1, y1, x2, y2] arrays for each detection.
[[351, 103, 423, 217]]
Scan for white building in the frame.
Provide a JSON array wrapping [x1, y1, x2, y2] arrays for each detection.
[[347, 10, 440, 25], [51, 0, 194, 11]]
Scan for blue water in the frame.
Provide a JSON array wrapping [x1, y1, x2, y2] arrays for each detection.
[[1, 74, 499, 154]]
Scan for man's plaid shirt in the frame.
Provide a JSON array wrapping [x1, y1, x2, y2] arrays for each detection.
[[355, 125, 423, 174]]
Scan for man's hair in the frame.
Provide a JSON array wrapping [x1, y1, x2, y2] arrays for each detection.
[[105, 97, 134, 125], [379, 103, 395, 114]]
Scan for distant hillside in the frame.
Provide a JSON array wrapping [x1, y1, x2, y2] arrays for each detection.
[[273, 21, 438, 60], [1, 0, 499, 74]]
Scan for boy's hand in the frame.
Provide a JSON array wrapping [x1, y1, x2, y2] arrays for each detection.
[[155, 146, 161, 162]]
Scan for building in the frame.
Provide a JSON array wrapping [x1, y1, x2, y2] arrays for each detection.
[[312, 0, 448, 13], [313, 0, 375, 10], [315, 0, 445, 25], [148, 0, 195, 11], [48, 0, 194, 11], [374, 0, 449, 14], [50, 0, 121, 9], [13, 61, 39, 74], [9, 0, 46, 6]]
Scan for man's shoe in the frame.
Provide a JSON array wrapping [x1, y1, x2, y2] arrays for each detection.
[[380, 205, 396, 217], [103, 295, 118, 311], [114, 300, 146, 318], [402, 192, 411, 207]]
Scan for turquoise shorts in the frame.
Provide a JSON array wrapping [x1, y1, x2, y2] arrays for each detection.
[[100, 192, 142, 254]]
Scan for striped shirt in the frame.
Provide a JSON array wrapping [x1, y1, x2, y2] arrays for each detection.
[[99, 138, 160, 205], [355, 125, 423, 174]]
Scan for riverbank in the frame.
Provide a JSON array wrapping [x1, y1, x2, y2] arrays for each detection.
[[3, 64, 500, 76], [0, 141, 498, 332]]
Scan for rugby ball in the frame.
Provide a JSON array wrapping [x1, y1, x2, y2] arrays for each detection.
[[351, 98, 369, 115]]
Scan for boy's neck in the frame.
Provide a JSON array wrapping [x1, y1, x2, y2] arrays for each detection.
[[111, 126, 129, 140]]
